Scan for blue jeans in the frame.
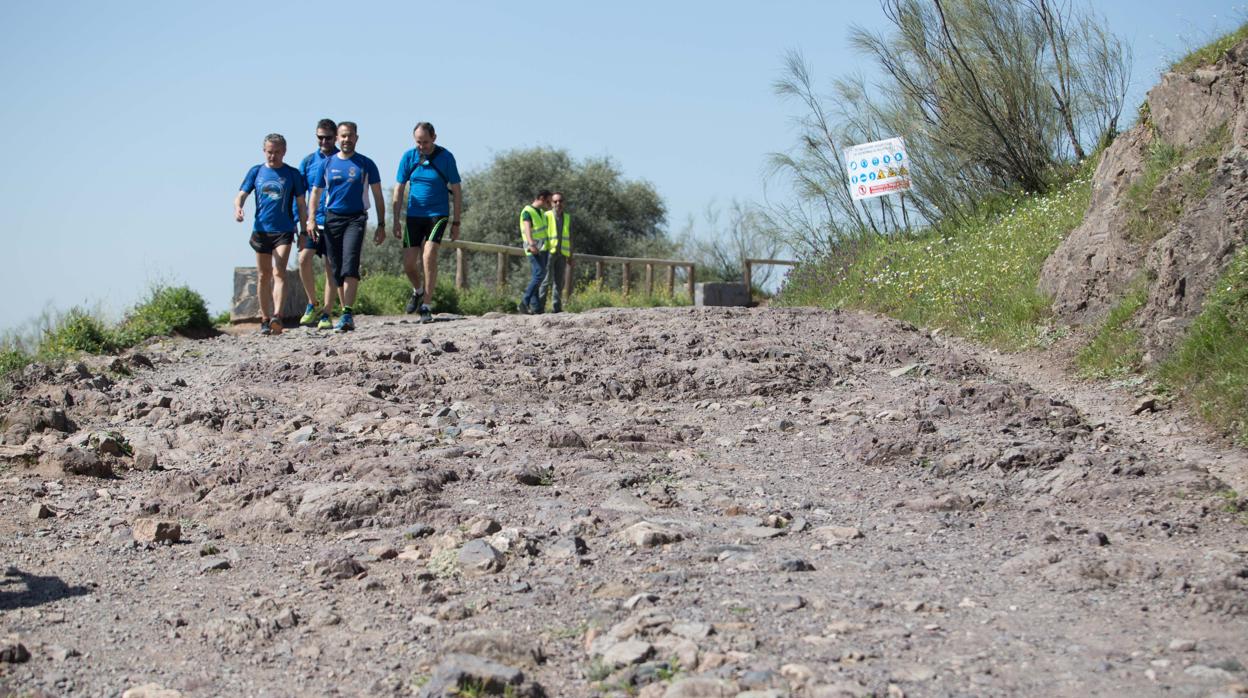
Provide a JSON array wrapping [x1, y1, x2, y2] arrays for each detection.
[[522, 252, 548, 312]]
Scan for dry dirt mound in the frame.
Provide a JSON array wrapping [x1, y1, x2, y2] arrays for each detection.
[[2, 308, 1246, 697]]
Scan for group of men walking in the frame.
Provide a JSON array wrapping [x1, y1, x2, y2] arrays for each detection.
[[235, 119, 572, 334], [519, 189, 572, 314], [235, 119, 461, 334]]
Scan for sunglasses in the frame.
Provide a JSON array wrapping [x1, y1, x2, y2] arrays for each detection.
[[317, 135, 335, 141]]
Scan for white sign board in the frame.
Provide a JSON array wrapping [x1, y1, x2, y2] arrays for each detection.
[[844, 137, 911, 201]]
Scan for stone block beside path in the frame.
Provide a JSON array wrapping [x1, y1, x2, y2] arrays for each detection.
[[231, 266, 309, 323]]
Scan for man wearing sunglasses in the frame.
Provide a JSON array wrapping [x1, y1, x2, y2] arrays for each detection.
[[293, 118, 342, 330]]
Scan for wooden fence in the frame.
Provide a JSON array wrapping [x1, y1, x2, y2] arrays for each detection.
[[743, 258, 798, 303], [442, 240, 696, 302]]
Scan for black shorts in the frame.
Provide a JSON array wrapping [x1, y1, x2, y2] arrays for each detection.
[[250, 231, 294, 255], [298, 227, 327, 256], [323, 211, 367, 287], [404, 216, 449, 248]]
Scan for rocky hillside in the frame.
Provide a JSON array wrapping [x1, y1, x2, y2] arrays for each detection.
[[2, 309, 1247, 697], [1040, 38, 1248, 362]]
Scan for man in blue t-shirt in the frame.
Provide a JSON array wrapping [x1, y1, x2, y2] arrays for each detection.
[[390, 122, 463, 324], [293, 118, 342, 330], [305, 121, 385, 332], [235, 133, 307, 336]]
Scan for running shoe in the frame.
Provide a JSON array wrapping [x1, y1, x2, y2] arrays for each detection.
[[258, 319, 272, 336], [316, 313, 333, 330], [299, 304, 318, 326], [405, 288, 424, 314], [335, 312, 355, 332], [418, 304, 433, 324], [270, 318, 283, 336]]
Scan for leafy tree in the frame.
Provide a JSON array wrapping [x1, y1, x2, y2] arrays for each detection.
[[768, 0, 1130, 258], [463, 147, 668, 257], [457, 147, 673, 292]]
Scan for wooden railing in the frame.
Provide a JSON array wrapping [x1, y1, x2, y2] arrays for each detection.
[[442, 240, 696, 302], [743, 258, 798, 303]]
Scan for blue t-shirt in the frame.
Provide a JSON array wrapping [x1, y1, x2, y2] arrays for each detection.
[[292, 148, 338, 226], [320, 152, 381, 215], [396, 146, 460, 217], [240, 164, 305, 233]]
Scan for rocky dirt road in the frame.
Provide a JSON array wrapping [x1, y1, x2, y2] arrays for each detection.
[[1, 307, 1246, 697]]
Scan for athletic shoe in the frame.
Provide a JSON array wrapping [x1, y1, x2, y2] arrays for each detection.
[[299, 304, 318, 327], [404, 288, 424, 314], [419, 304, 433, 324], [258, 319, 272, 336], [270, 318, 283, 336], [316, 313, 332, 330], [335, 312, 355, 332]]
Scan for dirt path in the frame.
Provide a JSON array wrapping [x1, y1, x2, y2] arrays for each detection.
[[949, 332, 1248, 496], [1, 307, 1246, 697]]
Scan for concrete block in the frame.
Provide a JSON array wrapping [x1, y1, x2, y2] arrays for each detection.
[[694, 282, 749, 307], [231, 266, 309, 323]]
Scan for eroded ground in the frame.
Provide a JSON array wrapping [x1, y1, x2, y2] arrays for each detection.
[[1, 307, 1246, 697]]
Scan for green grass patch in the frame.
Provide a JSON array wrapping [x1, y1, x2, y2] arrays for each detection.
[[116, 285, 213, 345], [566, 279, 691, 313], [778, 166, 1094, 349], [1076, 273, 1151, 378], [0, 347, 32, 381], [1, 284, 212, 385], [1158, 246, 1248, 444], [1171, 22, 1248, 74], [1126, 124, 1229, 245], [343, 272, 689, 317], [39, 308, 120, 357]]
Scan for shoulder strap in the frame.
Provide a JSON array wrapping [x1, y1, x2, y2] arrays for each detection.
[[421, 146, 453, 191]]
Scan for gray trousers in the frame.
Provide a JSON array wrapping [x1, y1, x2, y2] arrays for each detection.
[[540, 254, 567, 312]]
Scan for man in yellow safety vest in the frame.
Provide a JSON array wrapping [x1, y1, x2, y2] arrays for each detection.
[[519, 190, 552, 314], [540, 192, 571, 313]]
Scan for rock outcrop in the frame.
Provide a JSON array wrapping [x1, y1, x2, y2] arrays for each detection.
[[1040, 38, 1248, 361]]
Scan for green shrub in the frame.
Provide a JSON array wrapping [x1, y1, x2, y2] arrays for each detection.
[[212, 310, 231, 326], [0, 347, 31, 380], [566, 279, 690, 312], [117, 285, 212, 345], [354, 274, 413, 315], [1158, 247, 1248, 444], [458, 286, 516, 315], [431, 281, 461, 315], [355, 274, 462, 316], [39, 309, 118, 357]]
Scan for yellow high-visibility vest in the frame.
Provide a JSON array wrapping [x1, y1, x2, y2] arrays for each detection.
[[545, 211, 571, 257], [519, 205, 549, 256]]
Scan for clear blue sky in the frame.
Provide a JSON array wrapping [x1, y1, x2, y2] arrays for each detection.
[[0, 0, 1241, 333]]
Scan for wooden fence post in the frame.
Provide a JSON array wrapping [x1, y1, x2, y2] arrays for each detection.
[[687, 264, 695, 301], [595, 260, 605, 283], [496, 252, 508, 287], [665, 264, 675, 297], [622, 262, 631, 297], [455, 248, 467, 290], [743, 260, 752, 303]]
